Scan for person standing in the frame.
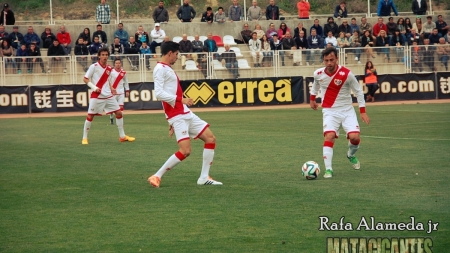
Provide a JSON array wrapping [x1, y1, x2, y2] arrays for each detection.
[[377, 0, 398, 17], [297, 0, 310, 20], [266, 0, 279, 20], [0, 3, 14, 26], [108, 59, 129, 125], [247, 0, 262, 21], [214, 7, 226, 23], [201, 7, 214, 23], [96, 0, 111, 24], [148, 41, 222, 188], [153, 0, 169, 23], [364, 61, 378, 102], [310, 47, 370, 178], [177, 0, 196, 22], [228, 0, 242, 22], [412, 0, 427, 15], [82, 47, 135, 145]]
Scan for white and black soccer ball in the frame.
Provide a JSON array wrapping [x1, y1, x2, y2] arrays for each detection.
[[302, 161, 321, 180]]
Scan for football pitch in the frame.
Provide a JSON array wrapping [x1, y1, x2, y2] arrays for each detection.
[[1, 103, 449, 252]]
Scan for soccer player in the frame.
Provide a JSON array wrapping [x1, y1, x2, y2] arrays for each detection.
[[310, 47, 370, 178], [147, 41, 222, 188], [108, 59, 129, 125], [81, 47, 135, 145]]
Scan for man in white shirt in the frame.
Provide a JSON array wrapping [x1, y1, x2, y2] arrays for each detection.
[[249, 32, 263, 67], [148, 41, 222, 188], [150, 23, 166, 57], [108, 58, 129, 125]]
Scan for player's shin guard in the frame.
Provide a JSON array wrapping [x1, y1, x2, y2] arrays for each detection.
[[83, 117, 93, 139], [200, 143, 215, 179], [154, 151, 186, 178], [323, 141, 334, 170], [348, 139, 360, 157], [115, 116, 125, 138]]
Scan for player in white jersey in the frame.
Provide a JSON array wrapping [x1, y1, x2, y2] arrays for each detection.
[[147, 41, 222, 188], [310, 47, 370, 178], [108, 59, 129, 125], [81, 48, 135, 145]]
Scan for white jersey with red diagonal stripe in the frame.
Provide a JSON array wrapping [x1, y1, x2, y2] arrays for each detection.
[[110, 68, 129, 95], [85, 62, 113, 99], [311, 65, 365, 110]]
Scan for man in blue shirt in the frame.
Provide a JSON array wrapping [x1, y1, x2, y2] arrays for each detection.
[[113, 23, 129, 45], [24, 26, 41, 47]]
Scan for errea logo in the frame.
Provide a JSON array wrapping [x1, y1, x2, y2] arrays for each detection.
[[184, 82, 215, 105]]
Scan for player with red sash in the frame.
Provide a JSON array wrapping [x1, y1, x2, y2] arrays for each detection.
[[82, 48, 135, 145], [147, 41, 222, 188], [108, 59, 129, 125], [310, 47, 370, 178]]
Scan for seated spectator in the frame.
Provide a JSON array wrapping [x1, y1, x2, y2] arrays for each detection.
[[397, 18, 407, 41], [339, 19, 352, 37], [436, 15, 449, 37], [297, 0, 310, 20], [266, 0, 279, 20], [219, 44, 239, 78], [114, 23, 129, 45], [437, 37, 450, 71], [281, 31, 296, 66], [390, 29, 405, 62], [124, 36, 141, 71], [376, 30, 391, 62], [325, 31, 337, 48], [47, 39, 67, 73], [241, 23, 252, 44], [177, 0, 196, 22], [179, 34, 195, 69], [310, 19, 324, 38], [150, 23, 165, 56], [214, 7, 226, 23], [1, 39, 17, 72], [428, 28, 441, 45], [74, 37, 89, 72], [334, 1, 347, 19], [307, 28, 324, 65], [8, 25, 24, 49], [423, 16, 436, 38], [57, 25, 72, 55], [411, 41, 422, 72], [337, 31, 350, 49], [204, 33, 218, 58], [421, 38, 436, 71], [89, 36, 104, 63], [404, 18, 413, 35], [294, 22, 307, 42], [27, 43, 45, 73], [16, 44, 28, 74], [407, 28, 422, 45], [0, 25, 8, 45], [153, 1, 169, 23], [254, 24, 265, 40], [359, 17, 373, 34], [76, 28, 91, 45], [24, 26, 41, 48], [140, 41, 151, 70], [249, 32, 263, 67], [386, 17, 398, 37], [294, 30, 308, 66], [270, 34, 283, 64], [349, 30, 362, 63], [373, 18, 387, 37], [110, 37, 125, 61], [266, 23, 278, 39], [192, 34, 204, 53], [377, 0, 398, 17], [278, 22, 291, 40], [361, 29, 376, 59], [41, 27, 55, 49], [412, 17, 423, 35], [444, 30, 450, 43], [92, 24, 107, 46], [349, 18, 360, 34], [261, 34, 273, 67], [197, 46, 209, 78], [248, 0, 262, 21], [412, 0, 427, 15], [135, 25, 150, 46], [201, 7, 214, 23], [324, 17, 339, 38]]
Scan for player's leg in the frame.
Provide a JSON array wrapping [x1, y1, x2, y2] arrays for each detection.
[[342, 108, 361, 170], [82, 114, 95, 144], [148, 119, 191, 188], [82, 98, 104, 144], [105, 97, 135, 142], [322, 109, 342, 178]]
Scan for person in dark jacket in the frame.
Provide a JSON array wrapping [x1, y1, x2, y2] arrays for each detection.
[[76, 28, 91, 45], [197, 46, 209, 78], [47, 39, 67, 73], [338, 19, 352, 37], [89, 36, 104, 63], [377, 0, 398, 17], [324, 17, 339, 38], [177, 0, 196, 22], [41, 27, 56, 49], [92, 24, 107, 46], [24, 26, 41, 48], [334, 2, 348, 19], [153, 0, 169, 23], [179, 34, 195, 69], [412, 0, 427, 15], [0, 3, 15, 25], [201, 7, 214, 23], [204, 33, 218, 58], [8, 25, 23, 49], [16, 43, 28, 74], [219, 44, 239, 79], [306, 29, 323, 65], [265, 0, 279, 20], [27, 43, 45, 73], [124, 36, 141, 71], [74, 37, 89, 72]]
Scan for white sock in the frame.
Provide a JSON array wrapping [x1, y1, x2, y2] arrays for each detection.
[[347, 140, 360, 157], [323, 141, 334, 171], [155, 151, 186, 178], [110, 114, 114, 120], [200, 143, 215, 179], [116, 117, 125, 138], [83, 118, 92, 139]]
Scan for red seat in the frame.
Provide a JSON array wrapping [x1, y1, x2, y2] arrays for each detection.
[[212, 35, 224, 47]]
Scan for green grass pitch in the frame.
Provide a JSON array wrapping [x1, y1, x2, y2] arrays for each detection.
[[1, 103, 449, 252]]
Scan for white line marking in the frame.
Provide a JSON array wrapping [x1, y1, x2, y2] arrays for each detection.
[[362, 135, 450, 141]]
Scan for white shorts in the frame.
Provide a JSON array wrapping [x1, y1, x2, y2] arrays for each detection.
[[114, 94, 125, 108], [88, 97, 120, 115], [170, 113, 209, 143], [322, 107, 360, 138]]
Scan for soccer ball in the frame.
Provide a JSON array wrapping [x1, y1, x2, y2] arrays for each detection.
[[302, 161, 321, 180]]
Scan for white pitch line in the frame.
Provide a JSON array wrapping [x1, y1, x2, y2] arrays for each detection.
[[361, 135, 450, 141]]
